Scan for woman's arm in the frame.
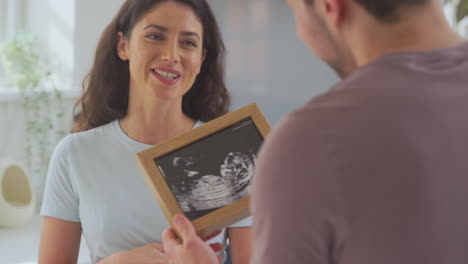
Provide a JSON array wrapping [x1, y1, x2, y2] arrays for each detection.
[[39, 216, 82, 264], [227, 227, 252, 264]]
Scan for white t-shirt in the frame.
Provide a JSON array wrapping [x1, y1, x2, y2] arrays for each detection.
[[41, 120, 252, 263]]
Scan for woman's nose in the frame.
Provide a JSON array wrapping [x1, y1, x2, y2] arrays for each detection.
[[161, 43, 179, 63]]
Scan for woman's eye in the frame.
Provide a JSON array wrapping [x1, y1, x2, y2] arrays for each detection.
[[183, 40, 198, 47], [147, 34, 162, 40]]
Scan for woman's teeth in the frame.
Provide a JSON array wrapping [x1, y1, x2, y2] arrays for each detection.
[[153, 69, 179, 80]]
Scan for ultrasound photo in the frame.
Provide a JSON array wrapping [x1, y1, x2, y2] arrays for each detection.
[[154, 118, 263, 221]]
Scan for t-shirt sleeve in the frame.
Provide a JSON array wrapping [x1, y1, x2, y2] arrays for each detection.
[[251, 111, 345, 264], [40, 136, 80, 222], [228, 216, 253, 228]]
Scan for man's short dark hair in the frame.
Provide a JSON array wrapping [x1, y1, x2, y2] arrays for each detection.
[[304, 0, 430, 23], [355, 0, 429, 23]]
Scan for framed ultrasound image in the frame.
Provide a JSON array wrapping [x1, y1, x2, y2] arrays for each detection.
[[137, 103, 270, 238]]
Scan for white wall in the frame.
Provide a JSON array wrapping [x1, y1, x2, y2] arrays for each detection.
[[73, 0, 125, 88]]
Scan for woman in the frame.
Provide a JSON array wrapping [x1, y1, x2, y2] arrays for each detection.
[[38, 0, 252, 263]]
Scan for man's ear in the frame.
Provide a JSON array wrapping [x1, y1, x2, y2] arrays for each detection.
[[321, 0, 345, 26], [117, 32, 129, 61]]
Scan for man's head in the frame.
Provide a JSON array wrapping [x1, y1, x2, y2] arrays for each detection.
[[285, 0, 439, 77]]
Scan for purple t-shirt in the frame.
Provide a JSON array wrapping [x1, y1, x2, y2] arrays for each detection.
[[252, 42, 468, 264]]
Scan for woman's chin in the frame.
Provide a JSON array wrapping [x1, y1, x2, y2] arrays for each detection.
[[149, 84, 191, 101], [150, 90, 182, 102]]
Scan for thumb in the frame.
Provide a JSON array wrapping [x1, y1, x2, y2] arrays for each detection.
[[173, 214, 196, 241], [162, 228, 179, 251]]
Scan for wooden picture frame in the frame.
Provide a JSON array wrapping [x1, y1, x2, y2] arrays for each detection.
[[137, 103, 270, 238]]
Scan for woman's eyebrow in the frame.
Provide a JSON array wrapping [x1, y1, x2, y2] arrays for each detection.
[[144, 24, 168, 31], [180, 31, 200, 41]]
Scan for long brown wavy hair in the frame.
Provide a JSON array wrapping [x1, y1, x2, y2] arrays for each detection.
[[72, 0, 230, 132]]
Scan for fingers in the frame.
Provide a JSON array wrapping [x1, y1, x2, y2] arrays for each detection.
[[209, 242, 223, 253], [150, 242, 165, 252], [203, 230, 222, 241], [162, 228, 180, 251]]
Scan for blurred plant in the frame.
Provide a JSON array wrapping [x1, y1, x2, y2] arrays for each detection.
[[0, 31, 66, 199], [456, 0, 468, 22], [443, 0, 468, 23]]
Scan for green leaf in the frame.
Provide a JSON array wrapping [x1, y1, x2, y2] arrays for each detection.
[[457, 0, 468, 22]]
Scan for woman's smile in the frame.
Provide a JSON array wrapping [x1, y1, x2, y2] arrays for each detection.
[[151, 66, 182, 85]]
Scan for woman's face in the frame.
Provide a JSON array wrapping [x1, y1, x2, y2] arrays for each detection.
[[117, 1, 205, 102]]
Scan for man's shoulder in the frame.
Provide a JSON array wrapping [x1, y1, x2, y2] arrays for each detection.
[[298, 59, 405, 117], [272, 66, 395, 143], [262, 99, 332, 155]]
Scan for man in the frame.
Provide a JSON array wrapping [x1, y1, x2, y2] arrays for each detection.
[[163, 0, 468, 263]]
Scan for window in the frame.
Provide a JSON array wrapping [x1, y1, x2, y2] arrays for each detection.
[[0, 0, 24, 86], [0, 0, 7, 42], [0, 0, 6, 81]]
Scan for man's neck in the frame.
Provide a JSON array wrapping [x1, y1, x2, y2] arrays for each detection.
[[351, 3, 466, 67]]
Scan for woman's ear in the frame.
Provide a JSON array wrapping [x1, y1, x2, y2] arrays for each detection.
[[196, 48, 206, 75], [117, 32, 129, 61], [202, 48, 207, 64]]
